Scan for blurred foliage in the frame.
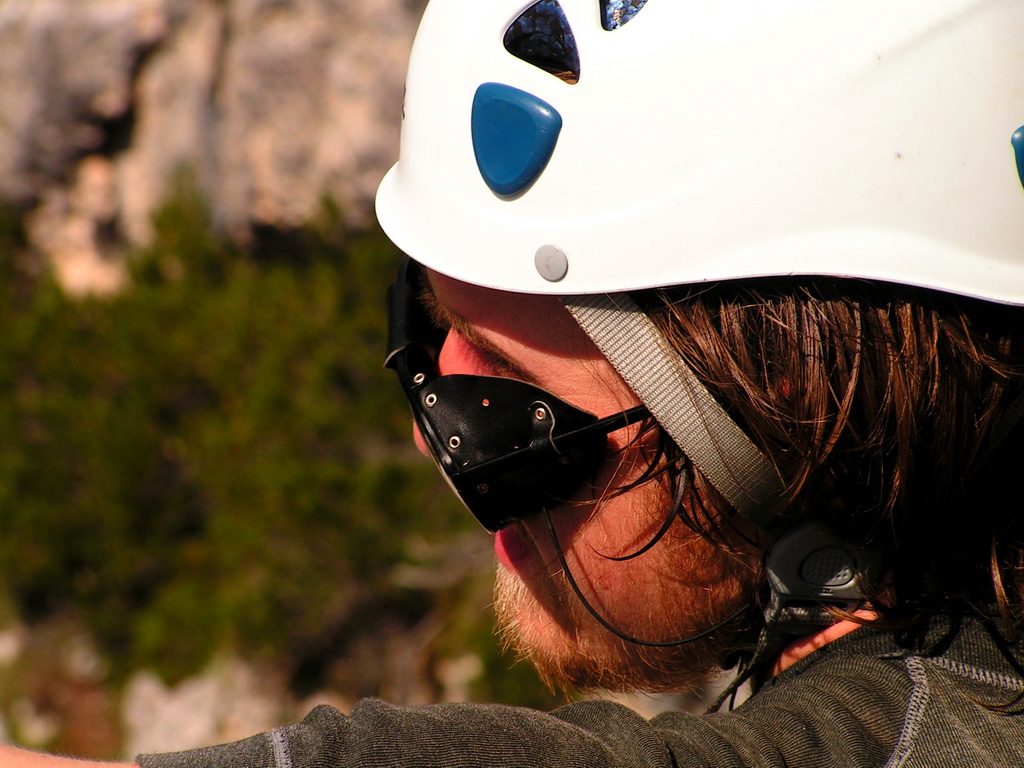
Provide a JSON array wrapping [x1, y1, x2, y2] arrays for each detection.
[[0, 181, 558, 712]]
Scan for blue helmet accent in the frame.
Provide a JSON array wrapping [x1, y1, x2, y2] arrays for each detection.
[[1013, 127, 1024, 191], [471, 83, 563, 198]]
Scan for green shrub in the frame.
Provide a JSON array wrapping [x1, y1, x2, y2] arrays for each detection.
[[0, 184, 557, 708]]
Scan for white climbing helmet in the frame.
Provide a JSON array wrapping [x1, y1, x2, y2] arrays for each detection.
[[376, 0, 1024, 304]]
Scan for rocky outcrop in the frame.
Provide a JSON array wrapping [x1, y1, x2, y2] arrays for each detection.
[[0, 0, 423, 292]]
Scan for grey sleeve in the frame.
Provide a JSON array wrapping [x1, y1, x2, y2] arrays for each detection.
[[136, 698, 676, 768], [136, 653, 908, 768]]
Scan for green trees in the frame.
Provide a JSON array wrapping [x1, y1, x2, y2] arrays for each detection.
[[0, 183, 555, 724]]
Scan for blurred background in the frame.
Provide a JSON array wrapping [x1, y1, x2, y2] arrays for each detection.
[[0, 0, 584, 759]]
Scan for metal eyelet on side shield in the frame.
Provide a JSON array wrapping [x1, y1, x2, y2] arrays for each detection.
[[424, 393, 438, 407]]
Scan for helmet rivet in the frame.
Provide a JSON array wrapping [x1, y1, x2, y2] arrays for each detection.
[[448, 435, 462, 450], [534, 407, 548, 420], [413, 373, 426, 385], [424, 393, 438, 407], [476, 483, 490, 495], [535, 245, 568, 282]]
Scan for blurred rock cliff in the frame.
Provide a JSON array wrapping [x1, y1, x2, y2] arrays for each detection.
[[0, 0, 423, 292]]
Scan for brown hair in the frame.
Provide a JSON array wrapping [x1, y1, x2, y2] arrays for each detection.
[[634, 278, 1024, 629]]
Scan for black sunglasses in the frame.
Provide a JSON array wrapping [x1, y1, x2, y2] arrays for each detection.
[[384, 257, 649, 532]]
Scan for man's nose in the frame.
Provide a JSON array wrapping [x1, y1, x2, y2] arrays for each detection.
[[436, 330, 490, 378], [412, 423, 429, 457]]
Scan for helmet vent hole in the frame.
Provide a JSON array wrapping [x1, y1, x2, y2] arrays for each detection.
[[601, 0, 649, 31], [504, 1, 580, 85]]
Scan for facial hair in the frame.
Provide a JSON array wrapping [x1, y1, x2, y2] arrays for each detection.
[[492, 544, 757, 695]]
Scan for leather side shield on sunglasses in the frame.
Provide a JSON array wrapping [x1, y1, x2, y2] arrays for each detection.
[[385, 257, 648, 532]]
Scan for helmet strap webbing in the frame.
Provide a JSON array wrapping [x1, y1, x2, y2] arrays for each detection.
[[562, 292, 782, 526]]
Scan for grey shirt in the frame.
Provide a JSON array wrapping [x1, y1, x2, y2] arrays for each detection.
[[138, 613, 1024, 767]]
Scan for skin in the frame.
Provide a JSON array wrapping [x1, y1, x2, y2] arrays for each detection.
[[0, 747, 135, 767], [427, 271, 762, 692]]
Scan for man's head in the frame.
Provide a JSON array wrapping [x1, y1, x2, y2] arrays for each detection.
[[377, 0, 1024, 693], [421, 268, 761, 693], [393, 262, 1024, 694]]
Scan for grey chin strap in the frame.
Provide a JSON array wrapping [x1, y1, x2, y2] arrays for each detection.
[[562, 293, 782, 526]]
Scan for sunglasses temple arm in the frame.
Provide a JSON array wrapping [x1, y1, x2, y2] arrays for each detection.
[[451, 404, 651, 484]]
